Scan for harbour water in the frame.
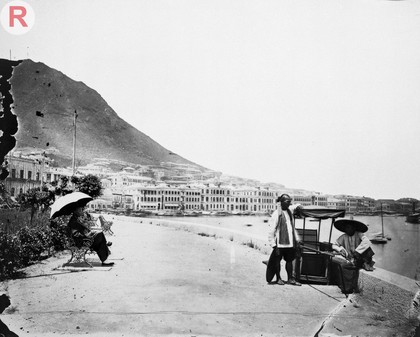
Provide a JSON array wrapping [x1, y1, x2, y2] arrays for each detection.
[[150, 214, 419, 280]]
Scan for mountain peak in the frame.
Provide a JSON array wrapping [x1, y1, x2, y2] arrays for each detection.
[[1, 58, 202, 171]]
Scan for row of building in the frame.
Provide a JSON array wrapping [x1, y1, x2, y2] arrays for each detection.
[[2, 152, 416, 215]]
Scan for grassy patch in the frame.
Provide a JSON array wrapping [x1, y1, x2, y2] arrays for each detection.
[[197, 232, 216, 238], [5, 306, 18, 314], [371, 313, 387, 322], [242, 240, 260, 250]]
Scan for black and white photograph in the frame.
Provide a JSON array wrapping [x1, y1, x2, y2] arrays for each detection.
[[0, 0, 420, 336]]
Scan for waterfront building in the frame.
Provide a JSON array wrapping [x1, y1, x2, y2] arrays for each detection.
[[357, 197, 376, 213], [312, 194, 328, 207], [111, 190, 134, 210], [124, 184, 161, 211], [87, 197, 113, 211], [87, 181, 114, 211], [375, 199, 413, 215], [76, 163, 112, 176], [292, 195, 313, 206], [179, 185, 202, 211], [327, 197, 346, 209], [109, 172, 153, 187], [4, 151, 390, 215], [201, 184, 231, 212], [255, 187, 277, 213], [396, 201, 415, 215], [229, 186, 271, 213], [122, 184, 197, 212], [45, 166, 74, 183], [160, 185, 183, 210], [229, 186, 248, 212], [4, 153, 47, 197], [335, 195, 359, 214]]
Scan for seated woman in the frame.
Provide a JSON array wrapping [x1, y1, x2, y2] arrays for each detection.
[[331, 219, 374, 294], [67, 206, 114, 266]]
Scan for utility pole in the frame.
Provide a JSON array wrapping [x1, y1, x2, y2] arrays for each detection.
[[72, 110, 77, 175]]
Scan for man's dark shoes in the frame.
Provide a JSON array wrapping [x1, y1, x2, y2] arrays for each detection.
[[268, 279, 285, 285], [287, 279, 302, 286], [102, 262, 114, 266], [106, 242, 112, 247]]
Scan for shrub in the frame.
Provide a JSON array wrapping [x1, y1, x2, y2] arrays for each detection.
[[0, 232, 20, 279], [0, 172, 103, 280], [48, 217, 70, 251], [16, 226, 50, 265], [0, 214, 70, 280]]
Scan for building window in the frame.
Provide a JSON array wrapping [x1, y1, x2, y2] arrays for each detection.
[[36, 172, 40, 181], [11, 169, 16, 178], [28, 171, 32, 180], [20, 170, 24, 179]]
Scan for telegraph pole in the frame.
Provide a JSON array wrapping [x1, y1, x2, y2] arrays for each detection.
[[72, 110, 77, 175]]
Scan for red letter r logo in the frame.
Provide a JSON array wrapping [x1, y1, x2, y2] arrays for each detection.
[[1, 1, 35, 35], [9, 6, 27, 27]]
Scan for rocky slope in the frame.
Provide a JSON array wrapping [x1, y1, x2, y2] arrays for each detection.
[[0, 58, 202, 170]]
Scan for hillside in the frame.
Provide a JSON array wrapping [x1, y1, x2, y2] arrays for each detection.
[[1, 58, 202, 170]]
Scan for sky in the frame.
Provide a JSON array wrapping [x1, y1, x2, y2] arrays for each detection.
[[1, 0, 420, 200]]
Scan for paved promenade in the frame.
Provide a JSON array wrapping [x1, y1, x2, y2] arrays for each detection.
[[0, 216, 418, 336]]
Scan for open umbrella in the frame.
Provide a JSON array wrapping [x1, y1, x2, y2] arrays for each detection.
[[50, 192, 93, 219]]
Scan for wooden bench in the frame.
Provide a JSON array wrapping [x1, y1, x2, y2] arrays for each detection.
[[98, 215, 114, 236]]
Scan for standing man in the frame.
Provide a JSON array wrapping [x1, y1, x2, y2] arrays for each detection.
[[267, 194, 302, 286]]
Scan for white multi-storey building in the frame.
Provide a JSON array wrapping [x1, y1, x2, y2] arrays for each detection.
[[4, 153, 46, 197], [254, 188, 277, 213], [201, 184, 231, 212], [327, 197, 346, 209], [76, 163, 112, 176], [179, 186, 202, 211], [109, 172, 153, 187]]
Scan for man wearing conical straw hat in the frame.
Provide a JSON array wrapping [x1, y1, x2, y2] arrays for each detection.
[[331, 218, 375, 294]]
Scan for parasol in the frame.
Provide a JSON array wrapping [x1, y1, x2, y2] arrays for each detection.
[[50, 192, 93, 219]]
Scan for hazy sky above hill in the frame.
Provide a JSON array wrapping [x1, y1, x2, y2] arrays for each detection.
[[2, 0, 420, 199]]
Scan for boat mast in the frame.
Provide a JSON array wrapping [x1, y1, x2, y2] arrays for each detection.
[[380, 203, 384, 237]]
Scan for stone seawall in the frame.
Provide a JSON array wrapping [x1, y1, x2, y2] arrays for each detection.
[[359, 267, 420, 322]]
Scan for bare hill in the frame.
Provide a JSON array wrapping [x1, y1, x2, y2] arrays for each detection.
[[2, 58, 201, 169]]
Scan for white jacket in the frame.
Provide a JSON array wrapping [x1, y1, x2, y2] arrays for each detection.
[[268, 204, 300, 248]]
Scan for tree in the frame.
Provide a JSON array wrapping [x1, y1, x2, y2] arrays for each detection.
[[50, 176, 73, 196], [71, 174, 102, 199], [17, 186, 55, 225]]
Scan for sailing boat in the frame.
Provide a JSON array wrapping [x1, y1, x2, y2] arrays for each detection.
[[370, 203, 388, 244], [406, 202, 420, 224]]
